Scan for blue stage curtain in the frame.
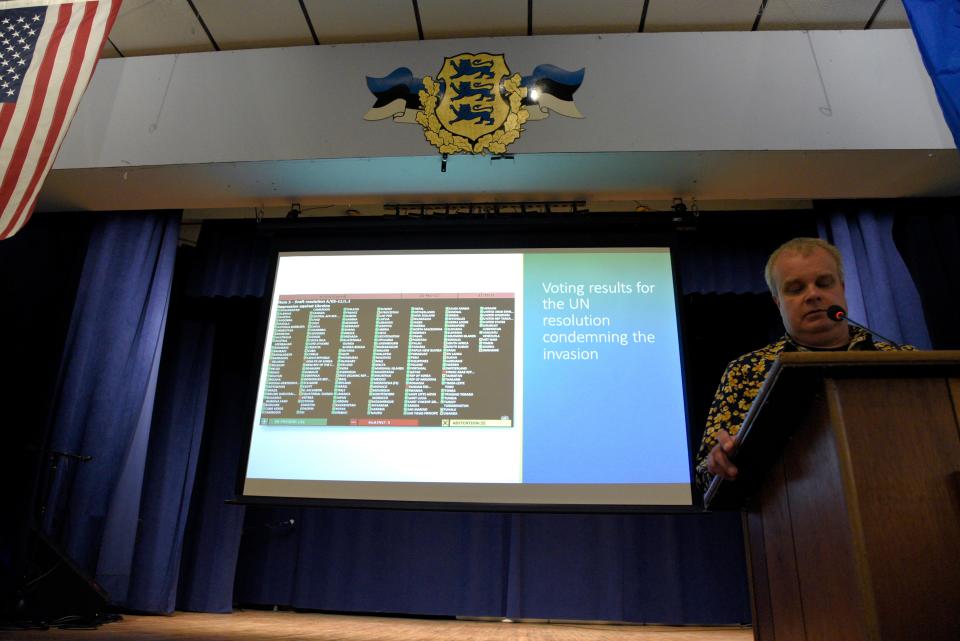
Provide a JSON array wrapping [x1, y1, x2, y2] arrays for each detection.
[[175, 298, 260, 613], [231, 507, 749, 624], [902, 0, 960, 148], [186, 220, 271, 298], [124, 311, 215, 613], [677, 240, 769, 294], [0, 212, 94, 608], [41, 212, 180, 598], [503, 511, 747, 623], [817, 203, 932, 349], [675, 214, 817, 295], [893, 207, 960, 349]]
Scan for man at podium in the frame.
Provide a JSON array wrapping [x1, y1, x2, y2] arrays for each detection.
[[694, 237, 911, 491]]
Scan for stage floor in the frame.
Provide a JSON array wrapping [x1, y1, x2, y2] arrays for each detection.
[[2, 611, 752, 640]]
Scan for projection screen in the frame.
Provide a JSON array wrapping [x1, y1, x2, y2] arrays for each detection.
[[241, 247, 693, 507]]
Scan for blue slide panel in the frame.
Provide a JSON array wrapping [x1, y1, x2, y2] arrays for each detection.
[[521, 250, 690, 484]]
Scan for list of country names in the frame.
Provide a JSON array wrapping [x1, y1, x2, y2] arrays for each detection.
[[259, 293, 515, 427]]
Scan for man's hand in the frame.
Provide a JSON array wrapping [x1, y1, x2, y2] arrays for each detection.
[[706, 429, 738, 481]]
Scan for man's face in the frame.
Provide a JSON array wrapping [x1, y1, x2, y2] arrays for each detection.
[[771, 247, 849, 348]]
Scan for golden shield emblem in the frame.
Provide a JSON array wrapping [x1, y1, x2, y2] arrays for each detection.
[[416, 53, 528, 155], [436, 54, 510, 140]]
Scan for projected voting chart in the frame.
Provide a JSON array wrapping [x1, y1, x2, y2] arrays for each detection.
[[260, 293, 515, 427]]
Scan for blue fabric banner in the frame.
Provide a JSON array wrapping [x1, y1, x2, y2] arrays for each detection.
[[903, 0, 960, 148]]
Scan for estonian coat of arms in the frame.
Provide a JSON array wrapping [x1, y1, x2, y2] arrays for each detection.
[[364, 54, 585, 155]]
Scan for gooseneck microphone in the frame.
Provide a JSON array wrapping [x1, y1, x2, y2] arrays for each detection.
[[825, 305, 903, 348]]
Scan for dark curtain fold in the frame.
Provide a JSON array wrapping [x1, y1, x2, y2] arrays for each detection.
[[677, 241, 770, 294], [902, 0, 960, 148], [675, 214, 817, 294], [176, 298, 261, 612], [232, 508, 749, 624], [893, 207, 960, 349], [124, 304, 215, 613], [41, 212, 180, 598], [236, 508, 512, 616], [186, 220, 272, 298], [816, 202, 932, 349], [0, 213, 93, 606]]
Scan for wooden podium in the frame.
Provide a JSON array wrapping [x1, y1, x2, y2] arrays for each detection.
[[704, 351, 960, 641]]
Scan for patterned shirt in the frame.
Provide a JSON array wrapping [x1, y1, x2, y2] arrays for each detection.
[[694, 327, 911, 492]]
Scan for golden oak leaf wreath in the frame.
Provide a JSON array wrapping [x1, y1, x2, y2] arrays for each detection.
[[416, 74, 529, 154]]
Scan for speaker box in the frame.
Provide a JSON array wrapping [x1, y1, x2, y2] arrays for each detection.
[[16, 528, 109, 622]]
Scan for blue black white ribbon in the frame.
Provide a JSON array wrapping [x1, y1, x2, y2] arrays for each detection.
[[364, 68, 426, 121], [521, 64, 585, 119]]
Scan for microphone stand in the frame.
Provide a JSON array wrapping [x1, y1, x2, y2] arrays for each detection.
[[832, 312, 903, 349]]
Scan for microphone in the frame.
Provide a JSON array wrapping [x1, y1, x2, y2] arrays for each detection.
[[826, 305, 845, 322], [825, 305, 902, 348]]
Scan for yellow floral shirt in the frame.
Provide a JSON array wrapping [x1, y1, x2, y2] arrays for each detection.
[[694, 327, 911, 492]]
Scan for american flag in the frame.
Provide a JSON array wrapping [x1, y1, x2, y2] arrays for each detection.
[[0, 0, 120, 239]]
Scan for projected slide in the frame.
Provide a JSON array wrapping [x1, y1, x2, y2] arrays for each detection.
[[243, 249, 692, 506]]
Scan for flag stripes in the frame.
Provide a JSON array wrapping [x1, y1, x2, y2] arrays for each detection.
[[0, 0, 120, 239]]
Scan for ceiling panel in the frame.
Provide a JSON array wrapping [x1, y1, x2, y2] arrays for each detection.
[[109, 0, 214, 56], [532, 0, 640, 35], [418, 0, 526, 39], [645, 0, 760, 32], [193, 0, 314, 50], [303, 0, 419, 44], [759, 0, 882, 30], [870, 0, 910, 29]]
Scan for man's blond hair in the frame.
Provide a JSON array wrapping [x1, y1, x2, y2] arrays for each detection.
[[764, 237, 844, 297]]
